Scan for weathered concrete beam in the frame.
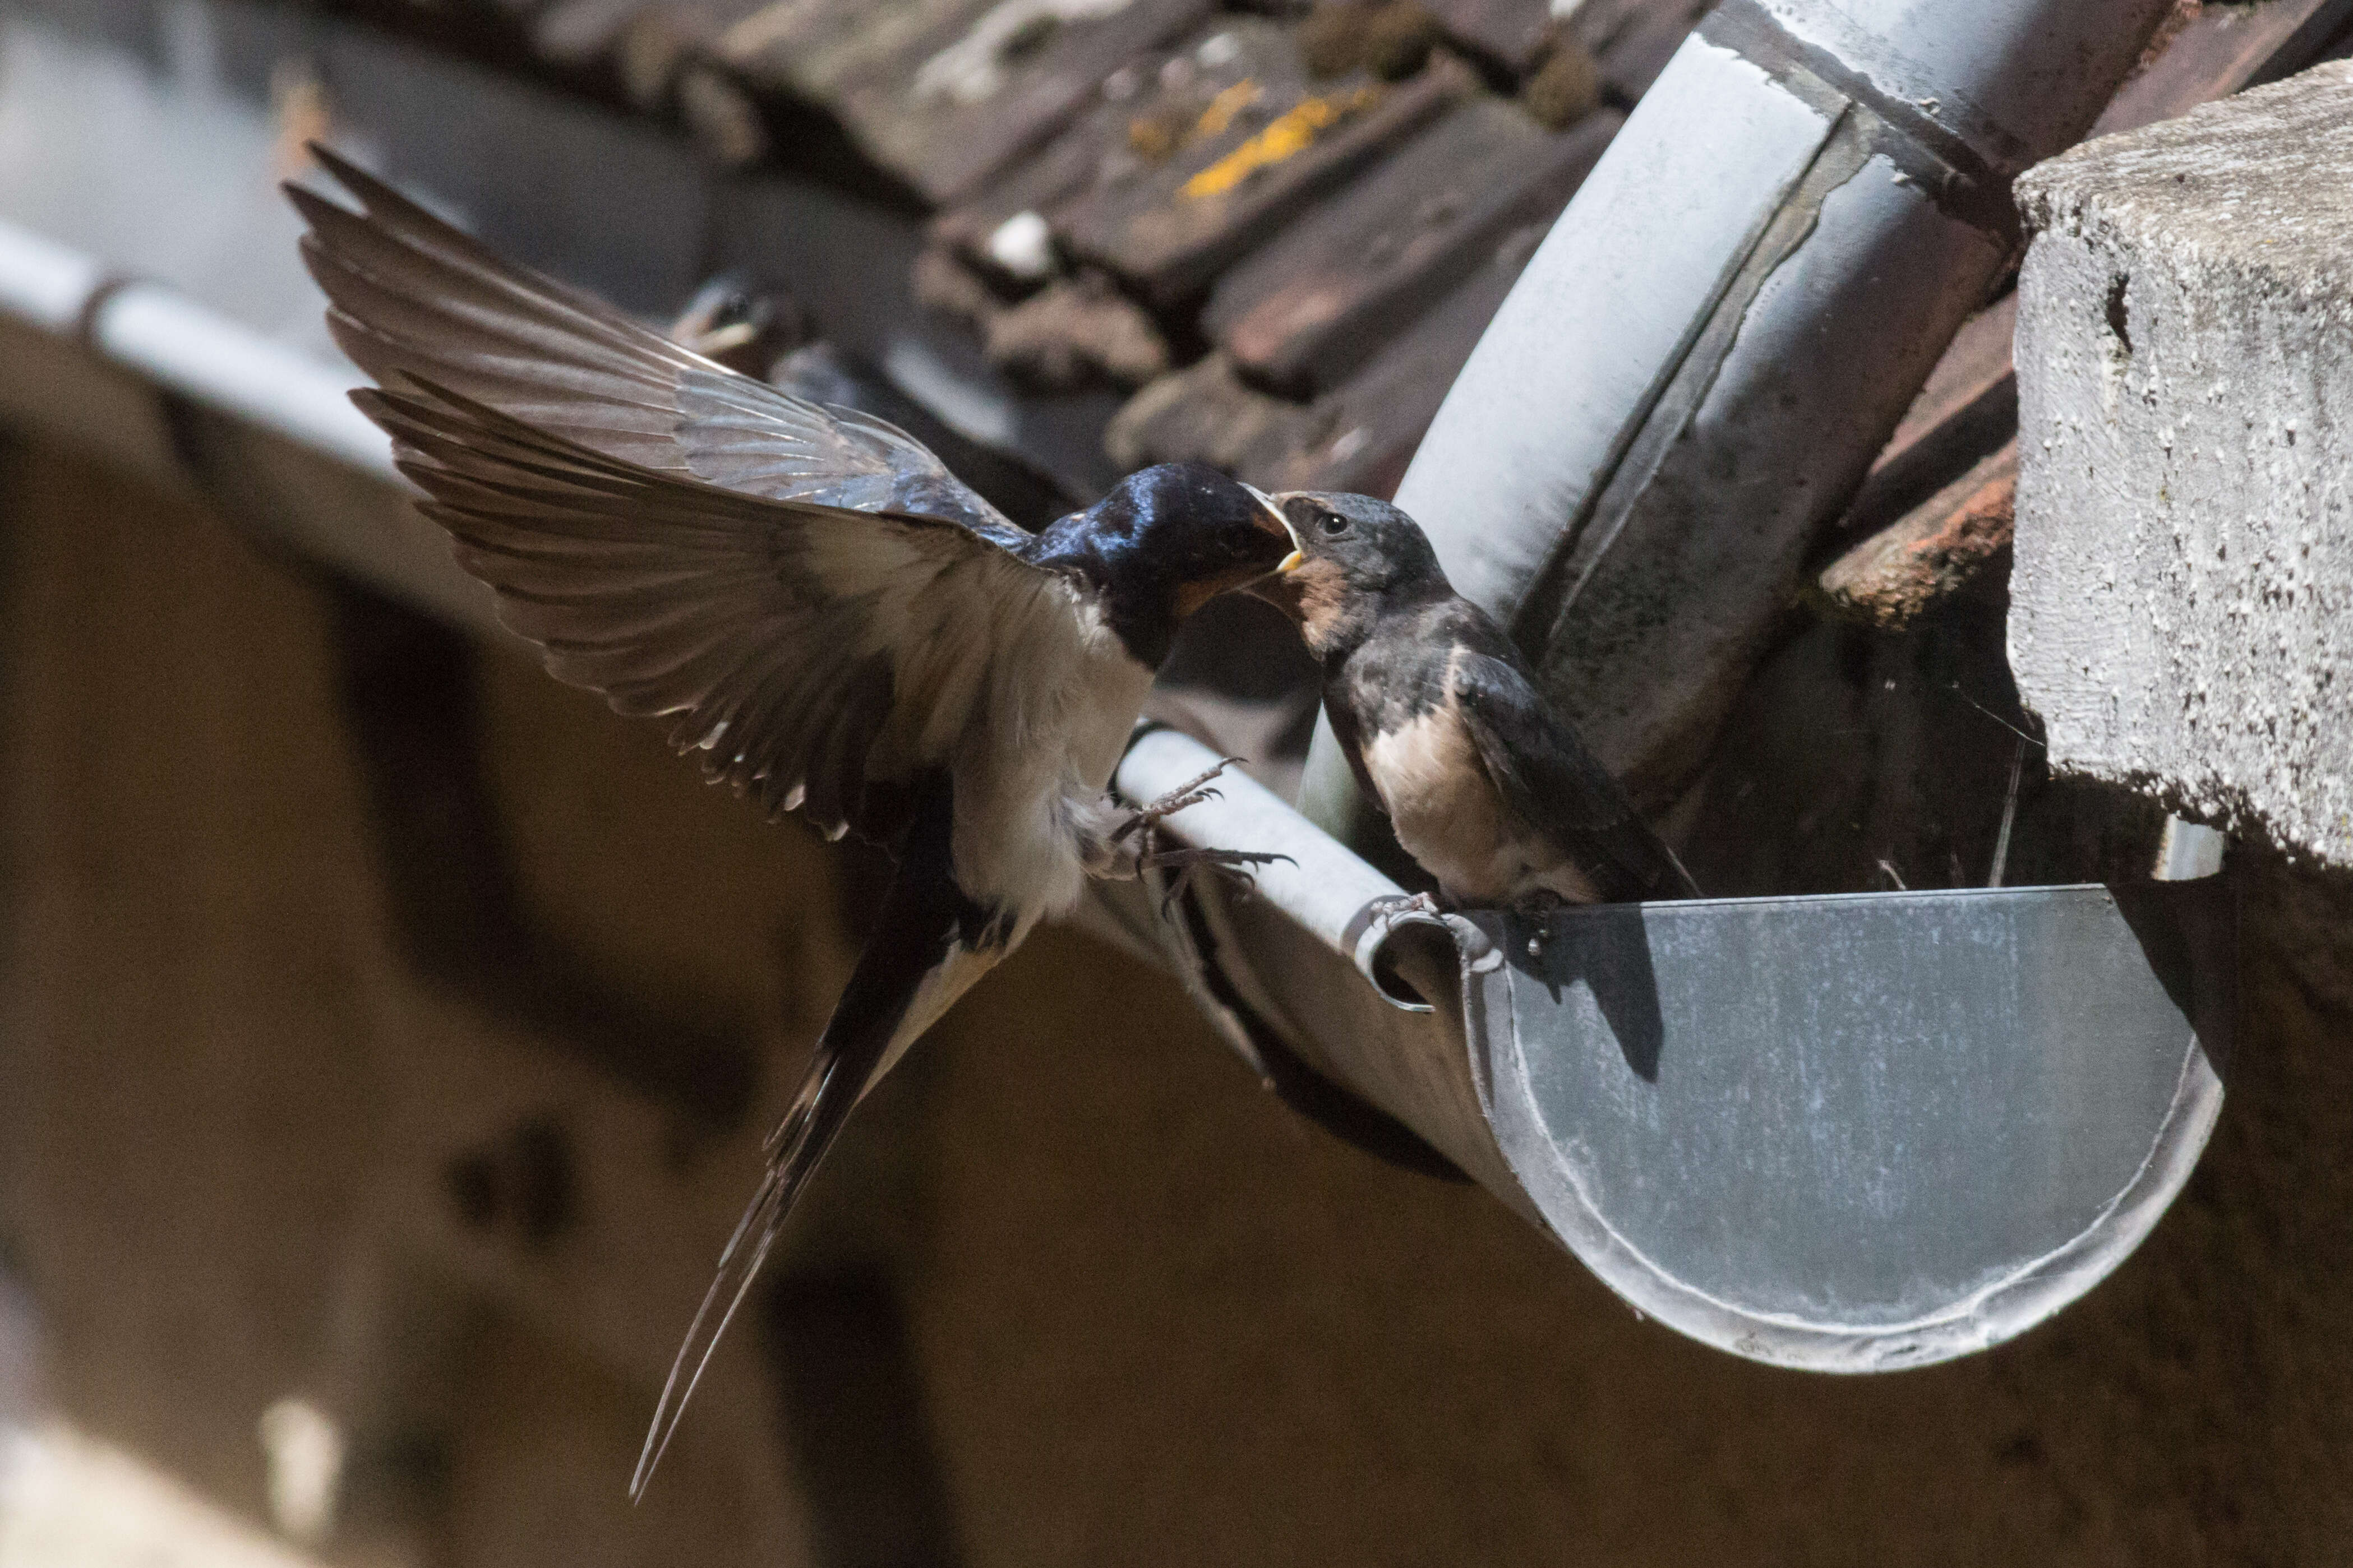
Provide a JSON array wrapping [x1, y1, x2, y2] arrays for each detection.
[[2011, 62, 2353, 871]]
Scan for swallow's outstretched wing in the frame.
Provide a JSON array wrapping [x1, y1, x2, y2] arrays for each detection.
[[290, 144, 1027, 549], [348, 360, 1062, 1497], [356, 378, 1071, 846], [1450, 649, 1701, 904], [293, 154, 1108, 1497]]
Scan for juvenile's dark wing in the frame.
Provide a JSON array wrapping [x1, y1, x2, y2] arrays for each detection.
[[289, 145, 1026, 548], [1318, 687, 1384, 811], [1451, 650, 1701, 903], [357, 378, 1079, 847]]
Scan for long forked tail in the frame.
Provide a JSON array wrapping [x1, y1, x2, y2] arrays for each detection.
[[630, 786, 1008, 1498]]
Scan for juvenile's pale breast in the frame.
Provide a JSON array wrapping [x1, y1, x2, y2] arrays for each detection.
[[1359, 651, 1603, 908], [1363, 689, 1517, 906]]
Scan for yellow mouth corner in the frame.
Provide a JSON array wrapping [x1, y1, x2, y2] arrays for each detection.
[[1277, 549, 1304, 574]]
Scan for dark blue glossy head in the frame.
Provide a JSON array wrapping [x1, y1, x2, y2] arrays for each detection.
[[1036, 462, 1296, 666]]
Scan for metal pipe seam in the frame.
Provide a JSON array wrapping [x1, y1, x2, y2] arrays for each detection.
[[1699, 0, 2020, 244], [1518, 98, 1870, 644]]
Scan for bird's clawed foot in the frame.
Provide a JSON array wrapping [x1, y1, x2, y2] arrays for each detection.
[[1143, 844, 1294, 916], [1111, 757, 1245, 848], [1365, 890, 1445, 921], [1105, 758, 1293, 912]]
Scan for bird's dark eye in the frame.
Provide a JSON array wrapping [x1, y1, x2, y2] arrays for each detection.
[[1318, 510, 1348, 536]]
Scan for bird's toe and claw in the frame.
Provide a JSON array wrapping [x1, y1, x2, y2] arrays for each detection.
[[1106, 758, 1296, 913], [1143, 844, 1293, 875], [1365, 890, 1447, 922], [1142, 844, 1293, 918], [1110, 757, 1244, 848]]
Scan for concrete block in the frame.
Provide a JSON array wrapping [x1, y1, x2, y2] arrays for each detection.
[[2011, 62, 2353, 869]]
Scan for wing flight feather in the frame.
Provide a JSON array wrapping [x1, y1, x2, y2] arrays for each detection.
[[361, 377, 1068, 845], [1451, 651, 1700, 902], [292, 143, 1019, 538], [290, 147, 1088, 847]]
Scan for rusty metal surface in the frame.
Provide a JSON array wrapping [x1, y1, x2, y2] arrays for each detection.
[[1813, 436, 2015, 632]]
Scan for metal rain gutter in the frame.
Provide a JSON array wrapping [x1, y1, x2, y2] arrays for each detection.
[[1114, 727, 2231, 1373], [2, 195, 2234, 1376], [1107, 0, 2253, 1369], [1299, 0, 2180, 828]]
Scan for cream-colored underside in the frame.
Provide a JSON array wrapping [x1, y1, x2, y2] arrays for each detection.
[[1362, 666, 1600, 908], [943, 590, 1156, 922], [812, 536, 1155, 924]]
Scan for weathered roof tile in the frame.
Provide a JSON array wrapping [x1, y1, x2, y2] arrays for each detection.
[[1045, 20, 1475, 304], [1421, 0, 1552, 76], [1204, 96, 1618, 394], [1110, 214, 1545, 493]]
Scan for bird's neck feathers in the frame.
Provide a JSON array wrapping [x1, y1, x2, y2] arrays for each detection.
[[1032, 496, 1209, 669], [1032, 522, 1172, 667], [1299, 564, 1448, 662]]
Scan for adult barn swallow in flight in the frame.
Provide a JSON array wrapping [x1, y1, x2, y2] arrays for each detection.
[[1255, 492, 1698, 912], [288, 149, 1294, 1493]]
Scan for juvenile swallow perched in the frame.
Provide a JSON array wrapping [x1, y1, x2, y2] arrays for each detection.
[[1254, 492, 1699, 912], [287, 149, 1293, 1492]]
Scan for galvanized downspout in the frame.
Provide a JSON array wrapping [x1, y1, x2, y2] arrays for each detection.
[[1300, 0, 2179, 835]]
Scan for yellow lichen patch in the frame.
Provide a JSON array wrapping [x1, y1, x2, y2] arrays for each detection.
[[1128, 113, 1179, 159], [1193, 78, 1262, 138], [1180, 85, 1381, 199]]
